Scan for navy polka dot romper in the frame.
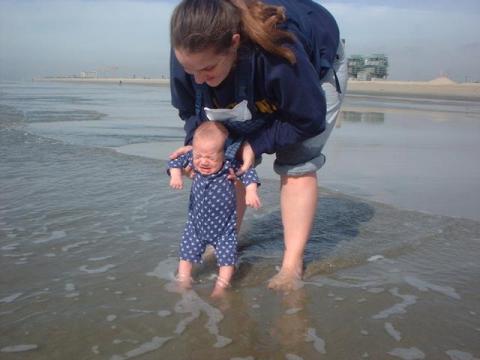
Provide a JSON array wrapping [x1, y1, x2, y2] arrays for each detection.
[[168, 151, 259, 267]]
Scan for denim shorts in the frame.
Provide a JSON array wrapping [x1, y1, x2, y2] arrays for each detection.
[[273, 42, 348, 176]]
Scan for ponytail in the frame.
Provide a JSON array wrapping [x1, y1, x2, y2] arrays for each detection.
[[171, 0, 296, 64], [231, 0, 296, 64]]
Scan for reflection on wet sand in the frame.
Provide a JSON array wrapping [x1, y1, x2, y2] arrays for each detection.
[[339, 110, 385, 125]]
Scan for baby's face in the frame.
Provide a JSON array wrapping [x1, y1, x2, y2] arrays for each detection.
[[192, 139, 224, 175]]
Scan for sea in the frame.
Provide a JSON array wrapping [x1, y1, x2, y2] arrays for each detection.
[[1, 81, 479, 360]]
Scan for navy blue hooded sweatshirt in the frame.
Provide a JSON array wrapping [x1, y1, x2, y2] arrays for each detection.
[[170, 0, 340, 157]]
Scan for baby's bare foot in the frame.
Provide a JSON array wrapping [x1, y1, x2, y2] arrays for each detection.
[[210, 276, 230, 299], [174, 273, 193, 291], [210, 286, 227, 299]]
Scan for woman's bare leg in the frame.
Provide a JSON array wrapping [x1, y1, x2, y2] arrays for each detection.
[[235, 179, 246, 231], [268, 172, 318, 291]]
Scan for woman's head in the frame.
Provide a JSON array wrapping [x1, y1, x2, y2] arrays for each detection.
[[171, 0, 296, 87], [171, 0, 241, 87], [171, 0, 241, 54]]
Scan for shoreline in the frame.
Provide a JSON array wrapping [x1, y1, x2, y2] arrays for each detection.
[[32, 77, 480, 102], [33, 77, 170, 87], [347, 80, 480, 102]]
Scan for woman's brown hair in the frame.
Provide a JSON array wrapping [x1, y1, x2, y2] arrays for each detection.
[[170, 0, 296, 64]]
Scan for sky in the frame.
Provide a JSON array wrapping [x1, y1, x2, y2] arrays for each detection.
[[1, 0, 479, 82]]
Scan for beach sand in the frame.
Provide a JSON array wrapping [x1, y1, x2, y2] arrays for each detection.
[[347, 78, 480, 102], [33, 77, 170, 87], [34, 76, 480, 101]]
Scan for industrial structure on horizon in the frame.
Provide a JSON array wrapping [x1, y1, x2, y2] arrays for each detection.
[[348, 54, 389, 81]]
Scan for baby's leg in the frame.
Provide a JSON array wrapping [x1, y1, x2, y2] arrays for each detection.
[[211, 265, 234, 298], [176, 260, 193, 289]]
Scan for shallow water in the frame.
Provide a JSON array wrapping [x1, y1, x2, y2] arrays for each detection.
[[320, 94, 480, 221], [1, 82, 479, 359]]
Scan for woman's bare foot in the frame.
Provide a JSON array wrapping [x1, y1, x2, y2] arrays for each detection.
[[267, 268, 303, 292]]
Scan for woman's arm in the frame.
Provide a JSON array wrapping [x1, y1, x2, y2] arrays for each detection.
[[170, 49, 203, 146], [246, 41, 327, 157]]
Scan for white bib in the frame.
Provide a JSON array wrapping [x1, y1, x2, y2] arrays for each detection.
[[204, 100, 252, 122]]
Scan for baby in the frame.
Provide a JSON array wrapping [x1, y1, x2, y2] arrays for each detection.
[[168, 121, 261, 297]]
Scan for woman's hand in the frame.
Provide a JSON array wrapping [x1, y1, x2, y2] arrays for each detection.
[[236, 141, 255, 176], [169, 145, 192, 160]]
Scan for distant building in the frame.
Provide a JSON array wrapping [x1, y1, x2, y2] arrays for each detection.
[[347, 55, 364, 79], [80, 71, 97, 79], [348, 54, 389, 80]]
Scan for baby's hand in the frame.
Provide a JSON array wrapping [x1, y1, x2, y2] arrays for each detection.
[[169, 168, 184, 190], [245, 183, 261, 209]]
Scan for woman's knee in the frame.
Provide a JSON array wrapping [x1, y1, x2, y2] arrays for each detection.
[[280, 172, 317, 186]]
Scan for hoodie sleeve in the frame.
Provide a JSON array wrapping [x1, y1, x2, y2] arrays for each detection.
[[245, 41, 327, 156], [166, 151, 193, 176], [170, 49, 203, 146]]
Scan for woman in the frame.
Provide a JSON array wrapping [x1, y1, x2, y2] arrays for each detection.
[[169, 0, 347, 291]]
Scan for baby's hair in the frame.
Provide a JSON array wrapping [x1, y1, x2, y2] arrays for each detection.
[[193, 121, 229, 146]]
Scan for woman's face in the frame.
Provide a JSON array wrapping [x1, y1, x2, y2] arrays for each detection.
[[174, 34, 240, 88]]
